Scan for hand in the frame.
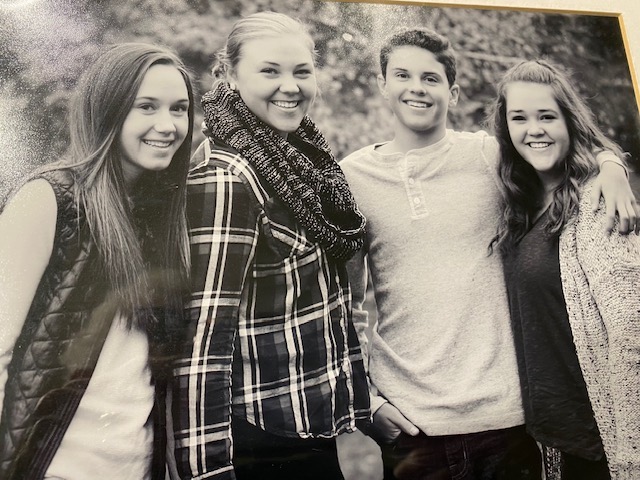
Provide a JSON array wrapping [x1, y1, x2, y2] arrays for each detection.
[[371, 402, 420, 444], [590, 162, 639, 234]]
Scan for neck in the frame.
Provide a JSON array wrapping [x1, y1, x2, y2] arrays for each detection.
[[537, 170, 563, 197], [124, 175, 139, 192], [380, 122, 447, 155], [535, 175, 562, 220]]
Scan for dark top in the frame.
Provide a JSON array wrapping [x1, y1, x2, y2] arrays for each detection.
[[503, 210, 604, 460], [0, 170, 168, 480]]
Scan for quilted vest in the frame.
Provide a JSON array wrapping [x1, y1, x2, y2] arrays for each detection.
[[0, 169, 165, 480]]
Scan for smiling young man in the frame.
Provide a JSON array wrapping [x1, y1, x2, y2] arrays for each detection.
[[339, 28, 637, 480]]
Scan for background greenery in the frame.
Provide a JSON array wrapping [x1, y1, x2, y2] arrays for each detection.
[[1, 0, 640, 201]]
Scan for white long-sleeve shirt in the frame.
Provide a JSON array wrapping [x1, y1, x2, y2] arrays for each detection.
[[341, 129, 524, 435]]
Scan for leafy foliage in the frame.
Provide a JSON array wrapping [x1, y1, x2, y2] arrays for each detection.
[[1, 0, 639, 196]]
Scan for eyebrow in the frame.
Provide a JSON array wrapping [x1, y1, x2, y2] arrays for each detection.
[[507, 108, 557, 113], [135, 96, 190, 103], [260, 61, 313, 68], [390, 67, 441, 76]]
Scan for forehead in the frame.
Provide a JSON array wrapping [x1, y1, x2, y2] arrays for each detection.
[[505, 81, 560, 110], [137, 64, 188, 97], [238, 34, 314, 64], [386, 46, 446, 74]]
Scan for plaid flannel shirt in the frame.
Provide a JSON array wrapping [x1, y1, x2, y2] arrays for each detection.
[[172, 140, 370, 480]]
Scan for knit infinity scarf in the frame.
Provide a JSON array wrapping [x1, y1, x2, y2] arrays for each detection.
[[201, 82, 366, 262]]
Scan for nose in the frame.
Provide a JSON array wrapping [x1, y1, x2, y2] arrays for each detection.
[[154, 108, 177, 134], [410, 77, 426, 94], [279, 75, 300, 94], [526, 119, 545, 136]]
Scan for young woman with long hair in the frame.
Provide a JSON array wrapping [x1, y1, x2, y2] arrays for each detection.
[[488, 59, 640, 480], [171, 11, 370, 480], [0, 42, 194, 480]]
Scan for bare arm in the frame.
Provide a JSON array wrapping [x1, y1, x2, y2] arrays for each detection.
[[0, 179, 56, 407], [591, 152, 639, 234]]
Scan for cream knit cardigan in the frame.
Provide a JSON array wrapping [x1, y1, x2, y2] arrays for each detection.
[[555, 180, 640, 479]]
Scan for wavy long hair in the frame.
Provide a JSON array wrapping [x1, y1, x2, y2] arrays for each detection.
[[487, 59, 624, 255], [38, 43, 194, 328]]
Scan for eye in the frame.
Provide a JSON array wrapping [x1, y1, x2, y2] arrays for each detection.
[[540, 113, 557, 121], [508, 114, 526, 122], [424, 75, 439, 84], [171, 104, 189, 114], [137, 103, 156, 112], [295, 68, 313, 78], [394, 71, 409, 80], [261, 67, 278, 75]]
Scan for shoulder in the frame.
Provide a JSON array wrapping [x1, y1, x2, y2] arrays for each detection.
[[339, 144, 379, 180], [0, 178, 57, 240], [447, 129, 493, 143], [35, 168, 76, 199], [575, 179, 606, 231], [190, 140, 254, 179], [449, 129, 497, 152], [188, 140, 269, 207], [9, 168, 82, 228], [570, 178, 640, 262], [449, 130, 499, 171], [340, 144, 378, 167], [3, 178, 57, 214]]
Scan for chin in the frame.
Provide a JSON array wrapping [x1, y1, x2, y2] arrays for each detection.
[[148, 162, 172, 173]]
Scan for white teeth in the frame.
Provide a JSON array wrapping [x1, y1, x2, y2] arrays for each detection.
[[528, 142, 551, 149], [144, 140, 171, 148], [272, 100, 298, 109], [405, 100, 428, 108]]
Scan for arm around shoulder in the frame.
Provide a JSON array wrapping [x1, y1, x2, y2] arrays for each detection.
[[590, 152, 638, 234]]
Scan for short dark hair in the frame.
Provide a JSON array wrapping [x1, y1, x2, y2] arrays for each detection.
[[379, 28, 457, 85]]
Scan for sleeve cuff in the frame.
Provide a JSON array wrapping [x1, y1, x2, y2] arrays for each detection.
[[369, 387, 388, 415], [598, 152, 629, 178]]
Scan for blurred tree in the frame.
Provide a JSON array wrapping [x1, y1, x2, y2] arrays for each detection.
[[1, 0, 639, 198]]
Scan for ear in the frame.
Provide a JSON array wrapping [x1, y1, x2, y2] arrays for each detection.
[[227, 69, 239, 92], [448, 84, 460, 107], [377, 74, 389, 100]]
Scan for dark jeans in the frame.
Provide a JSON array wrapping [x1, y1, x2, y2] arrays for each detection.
[[561, 451, 610, 480], [232, 416, 344, 480], [380, 425, 541, 480]]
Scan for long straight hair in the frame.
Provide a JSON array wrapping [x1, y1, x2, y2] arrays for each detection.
[[487, 59, 624, 255], [39, 43, 194, 328]]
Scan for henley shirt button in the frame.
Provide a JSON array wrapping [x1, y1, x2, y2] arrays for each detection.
[[408, 178, 415, 185], [413, 197, 421, 205]]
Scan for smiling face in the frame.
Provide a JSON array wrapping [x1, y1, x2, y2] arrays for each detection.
[[378, 45, 459, 145], [229, 34, 316, 137], [505, 81, 570, 187], [119, 64, 190, 185]]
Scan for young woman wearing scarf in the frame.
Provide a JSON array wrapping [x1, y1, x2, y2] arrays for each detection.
[[171, 11, 370, 480]]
